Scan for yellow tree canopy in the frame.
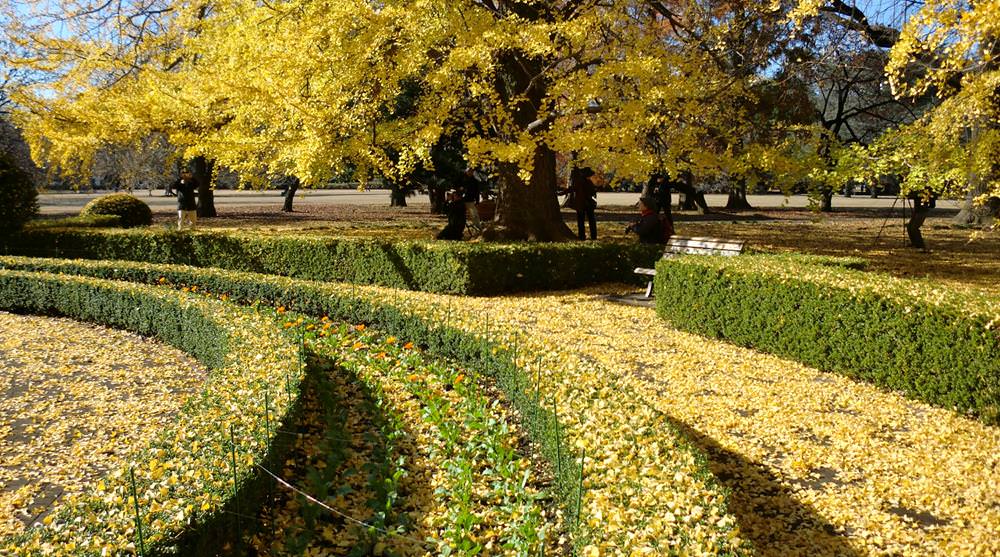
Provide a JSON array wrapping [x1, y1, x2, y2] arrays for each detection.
[[7, 0, 815, 237]]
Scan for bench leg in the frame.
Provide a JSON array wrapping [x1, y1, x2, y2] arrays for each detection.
[[643, 280, 654, 299]]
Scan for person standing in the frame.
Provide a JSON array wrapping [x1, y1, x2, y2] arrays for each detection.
[[173, 170, 199, 230], [436, 190, 467, 240], [566, 167, 597, 240], [459, 167, 482, 230]]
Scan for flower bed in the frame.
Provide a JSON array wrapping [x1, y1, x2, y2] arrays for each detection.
[[0, 257, 746, 556], [653, 253, 1000, 423], [0, 270, 302, 555], [249, 318, 563, 555], [3, 228, 659, 294]]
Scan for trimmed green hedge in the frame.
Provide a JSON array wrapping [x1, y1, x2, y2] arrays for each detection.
[[2, 228, 659, 294], [79, 194, 153, 227], [654, 253, 1000, 424], [0, 271, 303, 555]]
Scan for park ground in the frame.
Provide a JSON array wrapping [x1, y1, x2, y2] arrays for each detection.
[[4, 190, 998, 555]]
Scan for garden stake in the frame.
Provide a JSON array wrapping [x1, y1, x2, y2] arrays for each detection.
[[264, 390, 271, 440], [129, 467, 146, 557], [230, 425, 242, 547], [575, 448, 586, 531], [263, 390, 276, 538], [299, 329, 305, 375], [553, 397, 562, 482]]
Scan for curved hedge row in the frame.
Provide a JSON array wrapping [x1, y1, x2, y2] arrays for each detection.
[[3, 228, 659, 295], [0, 256, 747, 555], [0, 271, 302, 555], [654, 253, 1000, 424]]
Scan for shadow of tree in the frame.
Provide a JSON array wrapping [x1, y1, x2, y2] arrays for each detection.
[[668, 419, 863, 557]]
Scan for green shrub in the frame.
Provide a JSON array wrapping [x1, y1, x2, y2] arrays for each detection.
[[0, 270, 302, 555], [26, 214, 122, 229], [0, 155, 39, 237], [653, 253, 1000, 424], [79, 193, 153, 227], [3, 228, 660, 294]]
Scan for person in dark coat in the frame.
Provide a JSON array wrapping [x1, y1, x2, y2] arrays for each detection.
[[459, 167, 482, 230], [626, 197, 666, 244], [565, 167, 597, 240], [172, 170, 199, 230], [436, 190, 467, 240]]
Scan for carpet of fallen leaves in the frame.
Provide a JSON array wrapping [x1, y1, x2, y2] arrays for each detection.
[[0, 312, 206, 537], [379, 286, 1000, 557]]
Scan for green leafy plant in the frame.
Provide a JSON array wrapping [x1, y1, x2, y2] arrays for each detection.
[[79, 193, 153, 227], [654, 253, 1000, 423], [0, 155, 39, 237], [3, 228, 660, 294]]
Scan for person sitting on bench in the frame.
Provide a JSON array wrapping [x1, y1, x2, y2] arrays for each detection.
[[626, 197, 668, 244]]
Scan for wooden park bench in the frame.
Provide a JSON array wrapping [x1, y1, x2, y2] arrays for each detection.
[[634, 236, 746, 298]]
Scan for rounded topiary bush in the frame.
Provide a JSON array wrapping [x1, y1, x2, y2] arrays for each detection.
[[80, 193, 153, 227], [0, 155, 39, 236]]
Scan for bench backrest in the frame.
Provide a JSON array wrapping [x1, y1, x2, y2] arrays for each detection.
[[663, 235, 745, 257]]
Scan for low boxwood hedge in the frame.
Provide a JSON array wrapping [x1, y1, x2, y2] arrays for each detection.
[[2, 228, 660, 295], [653, 253, 1000, 424], [0, 271, 302, 555]]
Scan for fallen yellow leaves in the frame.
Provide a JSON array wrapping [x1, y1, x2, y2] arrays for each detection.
[[0, 312, 207, 537], [379, 284, 1000, 556]]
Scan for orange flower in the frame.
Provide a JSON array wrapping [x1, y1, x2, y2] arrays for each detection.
[[385, 336, 397, 344], [403, 342, 414, 350], [219, 294, 229, 302], [352, 342, 364, 350], [157, 277, 168, 284], [454, 373, 466, 385], [407, 374, 420, 382], [375, 351, 387, 359], [355, 324, 366, 331], [277, 306, 286, 314]]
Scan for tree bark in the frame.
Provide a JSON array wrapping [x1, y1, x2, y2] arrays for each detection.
[[282, 178, 299, 212], [906, 199, 933, 249], [192, 156, 217, 218], [427, 185, 446, 214], [819, 189, 834, 212], [389, 181, 408, 207], [489, 51, 573, 241], [953, 187, 1000, 227], [494, 144, 573, 240], [725, 181, 753, 211]]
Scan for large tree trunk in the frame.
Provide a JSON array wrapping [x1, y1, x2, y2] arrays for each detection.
[[192, 156, 217, 218], [427, 185, 446, 214], [726, 181, 753, 211], [489, 49, 573, 241], [953, 186, 1000, 227], [389, 181, 408, 207], [493, 144, 572, 240], [819, 189, 834, 212], [282, 178, 299, 212]]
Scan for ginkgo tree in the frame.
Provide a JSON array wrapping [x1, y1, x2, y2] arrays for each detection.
[[6, 0, 814, 239], [794, 0, 1000, 228]]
